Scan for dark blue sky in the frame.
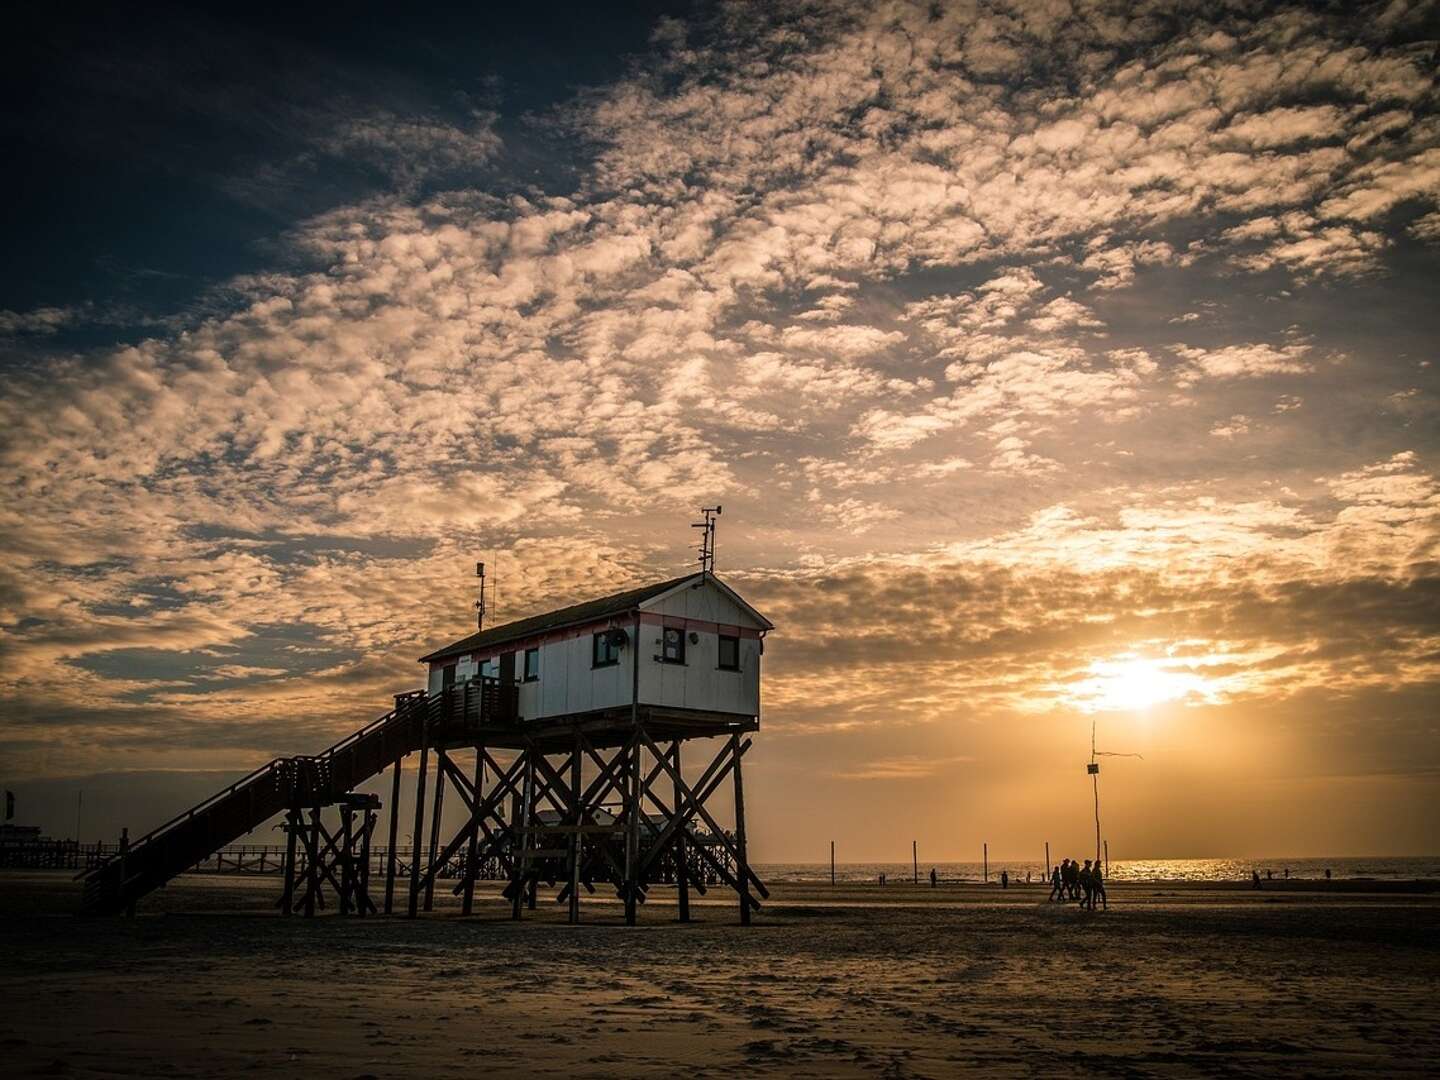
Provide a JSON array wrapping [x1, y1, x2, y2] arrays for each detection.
[[1, 2, 696, 336]]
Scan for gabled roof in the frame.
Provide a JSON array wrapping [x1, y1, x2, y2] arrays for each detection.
[[419, 573, 698, 664]]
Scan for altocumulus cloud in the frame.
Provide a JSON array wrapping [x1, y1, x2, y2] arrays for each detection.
[[0, 2, 1437, 856]]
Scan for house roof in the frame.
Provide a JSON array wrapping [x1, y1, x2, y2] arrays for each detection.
[[419, 572, 700, 664]]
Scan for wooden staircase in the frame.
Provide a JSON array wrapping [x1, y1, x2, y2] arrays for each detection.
[[78, 691, 436, 915]]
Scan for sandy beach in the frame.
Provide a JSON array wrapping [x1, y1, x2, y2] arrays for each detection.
[[1, 872, 1436, 1078]]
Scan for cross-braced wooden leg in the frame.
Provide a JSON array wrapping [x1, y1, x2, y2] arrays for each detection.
[[358, 809, 375, 916], [461, 750, 484, 916], [731, 733, 753, 926], [340, 806, 354, 915], [384, 756, 402, 915], [568, 734, 582, 924], [624, 734, 642, 926], [280, 807, 300, 915], [406, 722, 431, 919], [672, 743, 691, 922], [305, 805, 321, 917], [423, 750, 448, 912]]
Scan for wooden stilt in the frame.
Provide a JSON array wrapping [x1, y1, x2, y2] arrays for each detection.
[[423, 750, 447, 912], [359, 809, 374, 916], [305, 806, 321, 918], [384, 756, 402, 915], [731, 734, 752, 926], [509, 768, 524, 921], [407, 719, 431, 918], [521, 753, 537, 912], [568, 735, 582, 925], [281, 808, 299, 915], [340, 806, 354, 915], [624, 736, 640, 926], [462, 749, 484, 916], [673, 742, 690, 922]]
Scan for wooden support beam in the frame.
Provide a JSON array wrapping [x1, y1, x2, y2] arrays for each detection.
[[673, 742, 690, 923], [732, 733, 752, 926], [280, 808, 299, 916], [623, 735, 639, 925], [568, 733, 582, 924], [509, 771, 524, 921], [636, 730, 768, 903], [305, 806, 321, 917], [358, 809, 375, 917], [423, 750, 448, 912], [415, 753, 527, 899], [462, 749, 484, 916], [384, 756, 402, 915], [340, 806, 354, 916], [406, 716, 431, 919]]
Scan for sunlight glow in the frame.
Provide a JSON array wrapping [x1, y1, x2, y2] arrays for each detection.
[[1074, 654, 1212, 712]]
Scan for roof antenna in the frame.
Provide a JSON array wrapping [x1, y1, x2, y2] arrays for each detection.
[[692, 505, 721, 575], [474, 562, 487, 631]]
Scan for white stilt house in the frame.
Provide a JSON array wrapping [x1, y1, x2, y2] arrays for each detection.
[[418, 571, 773, 728]]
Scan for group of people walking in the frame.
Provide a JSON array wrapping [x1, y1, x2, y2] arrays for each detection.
[[1048, 857, 1106, 910]]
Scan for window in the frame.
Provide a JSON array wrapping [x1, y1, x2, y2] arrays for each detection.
[[441, 663, 457, 690], [593, 631, 621, 668], [479, 658, 497, 678], [717, 634, 740, 671], [523, 647, 540, 682], [661, 626, 686, 665]]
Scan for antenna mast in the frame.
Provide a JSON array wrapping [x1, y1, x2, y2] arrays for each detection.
[[692, 506, 722, 575], [1088, 718, 1142, 866], [474, 562, 487, 631]]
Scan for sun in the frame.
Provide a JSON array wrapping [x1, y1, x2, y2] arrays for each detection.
[[1078, 654, 1207, 712]]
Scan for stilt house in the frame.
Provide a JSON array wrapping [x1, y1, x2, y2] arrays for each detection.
[[418, 570, 773, 728]]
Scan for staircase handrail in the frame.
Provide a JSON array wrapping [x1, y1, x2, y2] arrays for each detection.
[[75, 756, 286, 881], [76, 689, 432, 882], [313, 690, 426, 762]]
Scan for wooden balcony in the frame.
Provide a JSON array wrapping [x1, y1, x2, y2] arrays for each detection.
[[433, 675, 519, 735]]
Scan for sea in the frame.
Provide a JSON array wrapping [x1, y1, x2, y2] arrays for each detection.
[[755, 856, 1440, 884]]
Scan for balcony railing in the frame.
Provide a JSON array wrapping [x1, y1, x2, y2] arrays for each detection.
[[435, 675, 519, 731]]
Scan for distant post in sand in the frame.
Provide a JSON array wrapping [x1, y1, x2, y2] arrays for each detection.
[[983, 842, 988, 882], [1104, 840, 1109, 876], [1045, 841, 1050, 876], [830, 840, 835, 886], [912, 840, 917, 884]]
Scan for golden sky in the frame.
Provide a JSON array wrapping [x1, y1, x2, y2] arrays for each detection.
[[1, 1, 1438, 858]]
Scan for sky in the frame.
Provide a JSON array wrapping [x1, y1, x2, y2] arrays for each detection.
[[2, 0, 1438, 862]]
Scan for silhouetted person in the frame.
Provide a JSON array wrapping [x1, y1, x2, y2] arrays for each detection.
[[1079, 859, 1094, 909], [1284, 867, 1289, 880], [1266, 869, 1273, 880], [1091, 861, 1107, 910], [1066, 858, 1081, 901], [929, 867, 937, 888], [1252, 869, 1261, 889], [1325, 868, 1332, 881], [1000, 869, 1009, 889], [1049, 864, 1063, 901]]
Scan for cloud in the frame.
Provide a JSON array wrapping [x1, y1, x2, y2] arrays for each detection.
[[833, 754, 975, 781], [1, 0, 1437, 833], [1171, 342, 1311, 383]]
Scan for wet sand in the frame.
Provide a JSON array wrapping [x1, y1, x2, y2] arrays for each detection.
[[2, 872, 1436, 1078]]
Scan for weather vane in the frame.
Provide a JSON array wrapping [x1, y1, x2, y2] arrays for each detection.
[[692, 506, 721, 574], [1088, 718, 1142, 867]]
